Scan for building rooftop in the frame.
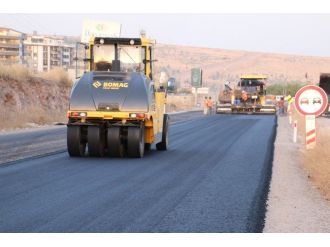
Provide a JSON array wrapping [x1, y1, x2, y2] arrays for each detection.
[[0, 26, 26, 35]]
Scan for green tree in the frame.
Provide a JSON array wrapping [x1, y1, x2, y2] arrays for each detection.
[[267, 82, 306, 96]]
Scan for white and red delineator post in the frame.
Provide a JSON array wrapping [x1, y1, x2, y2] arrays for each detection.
[[305, 115, 316, 149], [293, 120, 297, 143], [294, 85, 328, 149]]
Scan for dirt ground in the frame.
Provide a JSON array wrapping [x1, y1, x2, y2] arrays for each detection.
[[290, 103, 330, 200], [302, 117, 330, 200], [166, 94, 195, 112]]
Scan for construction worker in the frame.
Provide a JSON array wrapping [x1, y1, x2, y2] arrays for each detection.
[[207, 96, 213, 115], [278, 96, 285, 116], [287, 95, 294, 110], [241, 90, 248, 102], [241, 90, 248, 107], [287, 95, 294, 120], [203, 96, 208, 115]]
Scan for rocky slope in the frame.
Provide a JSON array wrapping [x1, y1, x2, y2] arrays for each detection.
[[0, 66, 71, 130]]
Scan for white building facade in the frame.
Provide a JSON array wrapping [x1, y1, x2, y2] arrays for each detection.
[[24, 35, 75, 72]]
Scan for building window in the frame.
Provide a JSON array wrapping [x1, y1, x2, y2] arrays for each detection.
[[31, 38, 43, 43]]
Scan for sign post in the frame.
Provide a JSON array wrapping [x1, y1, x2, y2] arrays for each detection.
[[294, 85, 328, 149], [191, 68, 203, 107], [305, 115, 316, 149]]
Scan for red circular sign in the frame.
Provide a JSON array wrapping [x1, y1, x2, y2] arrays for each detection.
[[294, 85, 328, 116]]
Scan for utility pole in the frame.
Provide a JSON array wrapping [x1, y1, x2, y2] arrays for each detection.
[[75, 42, 78, 79]]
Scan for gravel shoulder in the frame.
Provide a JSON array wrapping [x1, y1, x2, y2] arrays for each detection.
[[264, 116, 330, 232]]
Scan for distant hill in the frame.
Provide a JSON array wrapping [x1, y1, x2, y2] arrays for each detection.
[[155, 43, 330, 92]]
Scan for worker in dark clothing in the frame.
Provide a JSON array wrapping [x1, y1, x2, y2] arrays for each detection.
[[203, 96, 208, 115], [278, 97, 285, 116], [207, 96, 213, 115]]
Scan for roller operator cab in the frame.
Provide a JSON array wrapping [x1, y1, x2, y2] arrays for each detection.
[[216, 75, 276, 114], [67, 37, 169, 158]]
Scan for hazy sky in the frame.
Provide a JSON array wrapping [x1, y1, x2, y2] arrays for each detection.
[[1, 13, 330, 57]]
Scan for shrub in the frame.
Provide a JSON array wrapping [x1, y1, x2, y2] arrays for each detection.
[[267, 82, 306, 95], [0, 64, 32, 82], [0, 106, 67, 130], [39, 67, 72, 87]]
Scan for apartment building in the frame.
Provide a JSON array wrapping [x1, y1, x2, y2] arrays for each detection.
[[24, 34, 76, 72], [0, 26, 85, 79], [0, 27, 26, 65]]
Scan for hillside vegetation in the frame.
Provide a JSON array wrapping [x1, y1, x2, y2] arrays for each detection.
[[266, 83, 306, 96]]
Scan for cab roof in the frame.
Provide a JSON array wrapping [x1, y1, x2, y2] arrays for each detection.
[[240, 74, 267, 79], [93, 37, 156, 46], [94, 37, 142, 45]]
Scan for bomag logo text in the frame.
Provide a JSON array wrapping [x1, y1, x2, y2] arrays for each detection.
[[93, 81, 102, 88], [102, 82, 129, 90]]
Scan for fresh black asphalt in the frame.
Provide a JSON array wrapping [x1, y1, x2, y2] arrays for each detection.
[[0, 111, 202, 164], [0, 114, 277, 232]]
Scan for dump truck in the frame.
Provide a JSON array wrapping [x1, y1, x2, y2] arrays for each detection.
[[67, 36, 169, 158], [216, 75, 276, 114], [319, 73, 330, 115]]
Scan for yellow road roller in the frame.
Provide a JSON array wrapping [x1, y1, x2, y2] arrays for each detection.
[[67, 36, 169, 158]]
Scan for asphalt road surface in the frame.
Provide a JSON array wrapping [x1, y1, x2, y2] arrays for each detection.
[[0, 114, 276, 232], [0, 111, 202, 164]]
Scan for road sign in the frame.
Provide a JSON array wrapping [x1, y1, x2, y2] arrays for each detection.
[[191, 87, 209, 94], [81, 20, 121, 43], [191, 68, 202, 87], [294, 85, 328, 117], [197, 87, 209, 94], [294, 85, 328, 149]]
